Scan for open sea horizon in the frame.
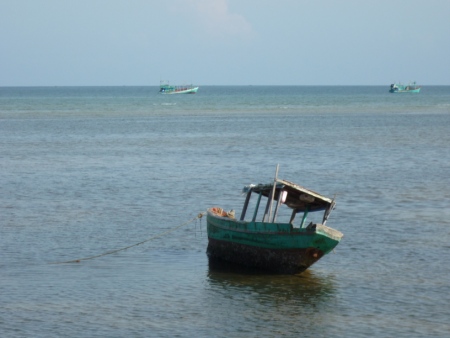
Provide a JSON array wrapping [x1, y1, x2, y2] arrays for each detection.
[[1, 85, 450, 337]]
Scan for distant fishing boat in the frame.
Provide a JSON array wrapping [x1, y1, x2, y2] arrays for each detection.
[[389, 82, 421, 93], [206, 165, 343, 274], [159, 81, 199, 94]]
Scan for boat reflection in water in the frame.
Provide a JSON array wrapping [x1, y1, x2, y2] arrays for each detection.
[[207, 256, 336, 305]]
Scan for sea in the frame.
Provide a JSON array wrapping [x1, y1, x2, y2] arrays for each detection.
[[1, 85, 450, 337]]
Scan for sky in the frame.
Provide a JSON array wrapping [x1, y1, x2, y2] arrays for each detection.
[[1, 0, 449, 86]]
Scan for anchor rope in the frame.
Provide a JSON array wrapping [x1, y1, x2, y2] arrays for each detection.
[[50, 212, 206, 264]]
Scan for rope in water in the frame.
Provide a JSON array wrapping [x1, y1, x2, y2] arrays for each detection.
[[50, 212, 206, 264]]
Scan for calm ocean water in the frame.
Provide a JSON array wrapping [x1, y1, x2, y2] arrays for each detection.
[[1, 86, 450, 337]]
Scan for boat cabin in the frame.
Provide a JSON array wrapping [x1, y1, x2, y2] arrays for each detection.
[[240, 179, 335, 228]]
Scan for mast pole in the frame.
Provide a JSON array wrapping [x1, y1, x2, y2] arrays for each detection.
[[267, 164, 279, 222]]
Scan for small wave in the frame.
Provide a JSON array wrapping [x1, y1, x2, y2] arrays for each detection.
[[152, 103, 177, 106]]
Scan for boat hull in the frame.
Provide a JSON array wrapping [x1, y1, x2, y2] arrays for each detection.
[[160, 87, 198, 94], [207, 238, 323, 274], [206, 210, 342, 274], [389, 88, 421, 93]]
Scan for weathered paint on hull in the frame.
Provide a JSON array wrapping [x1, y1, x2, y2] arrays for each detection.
[[206, 211, 342, 274], [207, 238, 323, 274]]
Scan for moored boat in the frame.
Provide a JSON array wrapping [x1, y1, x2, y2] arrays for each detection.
[[206, 166, 343, 274], [159, 81, 199, 94], [389, 82, 421, 93]]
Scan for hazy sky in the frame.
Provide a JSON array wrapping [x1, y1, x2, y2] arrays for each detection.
[[1, 0, 449, 86]]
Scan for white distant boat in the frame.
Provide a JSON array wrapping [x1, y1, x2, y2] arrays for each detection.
[[159, 81, 199, 94]]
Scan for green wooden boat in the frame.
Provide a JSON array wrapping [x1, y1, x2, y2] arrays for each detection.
[[207, 166, 343, 274], [389, 82, 421, 93]]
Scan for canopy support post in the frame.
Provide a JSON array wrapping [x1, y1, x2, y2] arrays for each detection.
[[264, 164, 279, 222]]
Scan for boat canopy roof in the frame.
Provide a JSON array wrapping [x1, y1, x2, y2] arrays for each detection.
[[247, 179, 334, 212]]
